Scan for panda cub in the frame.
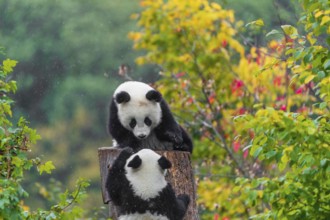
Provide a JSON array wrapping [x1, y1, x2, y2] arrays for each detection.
[[108, 81, 193, 152], [106, 148, 190, 220]]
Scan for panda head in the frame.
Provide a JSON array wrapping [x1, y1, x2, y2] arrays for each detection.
[[114, 81, 162, 140], [125, 149, 172, 200]]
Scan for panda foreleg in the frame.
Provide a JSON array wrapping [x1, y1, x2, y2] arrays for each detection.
[[158, 101, 184, 140], [106, 147, 133, 205], [177, 126, 193, 153], [108, 100, 130, 145]]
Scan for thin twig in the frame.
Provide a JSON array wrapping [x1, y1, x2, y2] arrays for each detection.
[[62, 183, 82, 211]]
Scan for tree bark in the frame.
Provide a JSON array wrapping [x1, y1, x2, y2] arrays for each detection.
[[98, 147, 198, 220]]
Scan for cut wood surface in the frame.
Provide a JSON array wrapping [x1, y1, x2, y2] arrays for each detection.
[[98, 147, 199, 220]]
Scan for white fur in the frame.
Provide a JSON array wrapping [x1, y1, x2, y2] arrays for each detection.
[[119, 211, 169, 220], [125, 149, 167, 201], [114, 81, 162, 139]]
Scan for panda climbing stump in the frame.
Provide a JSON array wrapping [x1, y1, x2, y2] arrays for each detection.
[[98, 147, 198, 220], [108, 81, 193, 152]]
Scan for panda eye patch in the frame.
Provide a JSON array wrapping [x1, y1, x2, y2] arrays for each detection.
[[144, 117, 152, 126], [129, 118, 137, 128]]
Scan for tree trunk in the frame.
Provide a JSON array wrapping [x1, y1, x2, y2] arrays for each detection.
[[98, 147, 199, 220]]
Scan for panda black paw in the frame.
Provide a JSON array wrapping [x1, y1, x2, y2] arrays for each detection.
[[177, 194, 190, 207], [177, 194, 190, 209], [164, 131, 183, 145], [113, 147, 134, 166]]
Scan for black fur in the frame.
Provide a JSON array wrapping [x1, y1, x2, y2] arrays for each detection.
[[146, 90, 162, 102], [127, 155, 142, 168], [108, 88, 193, 153], [115, 91, 130, 103], [106, 148, 190, 220], [158, 156, 172, 170]]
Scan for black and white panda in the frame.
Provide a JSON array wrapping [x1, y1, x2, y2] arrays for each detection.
[[106, 148, 190, 220], [108, 81, 193, 152]]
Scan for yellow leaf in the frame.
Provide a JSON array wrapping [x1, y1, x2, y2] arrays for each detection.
[[246, 19, 264, 27], [279, 154, 288, 171], [281, 25, 298, 39], [128, 32, 142, 41], [315, 10, 324, 18], [321, 16, 330, 25], [304, 75, 315, 84], [135, 57, 146, 65], [307, 33, 316, 45], [255, 19, 264, 26], [211, 2, 221, 10]]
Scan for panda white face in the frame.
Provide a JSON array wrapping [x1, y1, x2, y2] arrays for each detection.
[[114, 81, 162, 140], [125, 149, 172, 200]]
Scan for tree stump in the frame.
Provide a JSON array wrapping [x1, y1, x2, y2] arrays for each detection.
[[98, 147, 199, 220]]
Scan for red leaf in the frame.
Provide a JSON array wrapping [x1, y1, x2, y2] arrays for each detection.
[[280, 105, 287, 111], [208, 93, 216, 104], [273, 76, 281, 86], [233, 141, 240, 152], [243, 149, 249, 159], [175, 72, 186, 78], [222, 40, 228, 47], [295, 87, 303, 94]]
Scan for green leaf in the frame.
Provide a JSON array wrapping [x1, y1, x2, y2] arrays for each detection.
[[2, 59, 18, 74], [320, 159, 328, 167], [251, 146, 263, 158], [38, 161, 56, 175], [317, 71, 325, 79], [319, 102, 327, 109], [253, 103, 264, 109], [265, 150, 277, 159], [307, 126, 316, 135], [279, 154, 289, 171], [266, 29, 282, 38], [323, 59, 330, 69]]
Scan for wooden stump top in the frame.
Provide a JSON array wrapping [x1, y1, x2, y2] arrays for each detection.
[[98, 147, 199, 220]]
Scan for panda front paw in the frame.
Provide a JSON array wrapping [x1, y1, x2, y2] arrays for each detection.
[[177, 194, 190, 208], [111, 147, 134, 169], [165, 131, 183, 146]]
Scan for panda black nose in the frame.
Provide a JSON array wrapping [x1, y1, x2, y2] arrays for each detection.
[[138, 134, 147, 139]]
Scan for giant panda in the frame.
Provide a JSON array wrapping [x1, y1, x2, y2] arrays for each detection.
[[108, 81, 193, 152], [106, 148, 190, 220]]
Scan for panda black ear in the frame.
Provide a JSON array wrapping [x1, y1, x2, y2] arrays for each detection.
[[115, 91, 131, 104], [146, 90, 162, 102], [158, 156, 172, 170], [127, 155, 142, 169]]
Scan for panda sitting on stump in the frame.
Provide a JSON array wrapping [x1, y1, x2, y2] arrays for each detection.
[[106, 148, 190, 220], [108, 81, 193, 153]]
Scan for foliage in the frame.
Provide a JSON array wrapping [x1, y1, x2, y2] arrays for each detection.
[[130, 0, 329, 219], [235, 110, 330, 219], [0, 0, 304, 216], [0, 0, 145, 122], [0, 1, 144, 213], [0, 52, 89, 219]]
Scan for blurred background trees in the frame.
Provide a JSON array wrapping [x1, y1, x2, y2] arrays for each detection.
[[1, 0, 328, 219]]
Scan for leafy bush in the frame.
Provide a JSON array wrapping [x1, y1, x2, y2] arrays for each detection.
[[0, 51, 89, 219], [129, 0, 329, 219]]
